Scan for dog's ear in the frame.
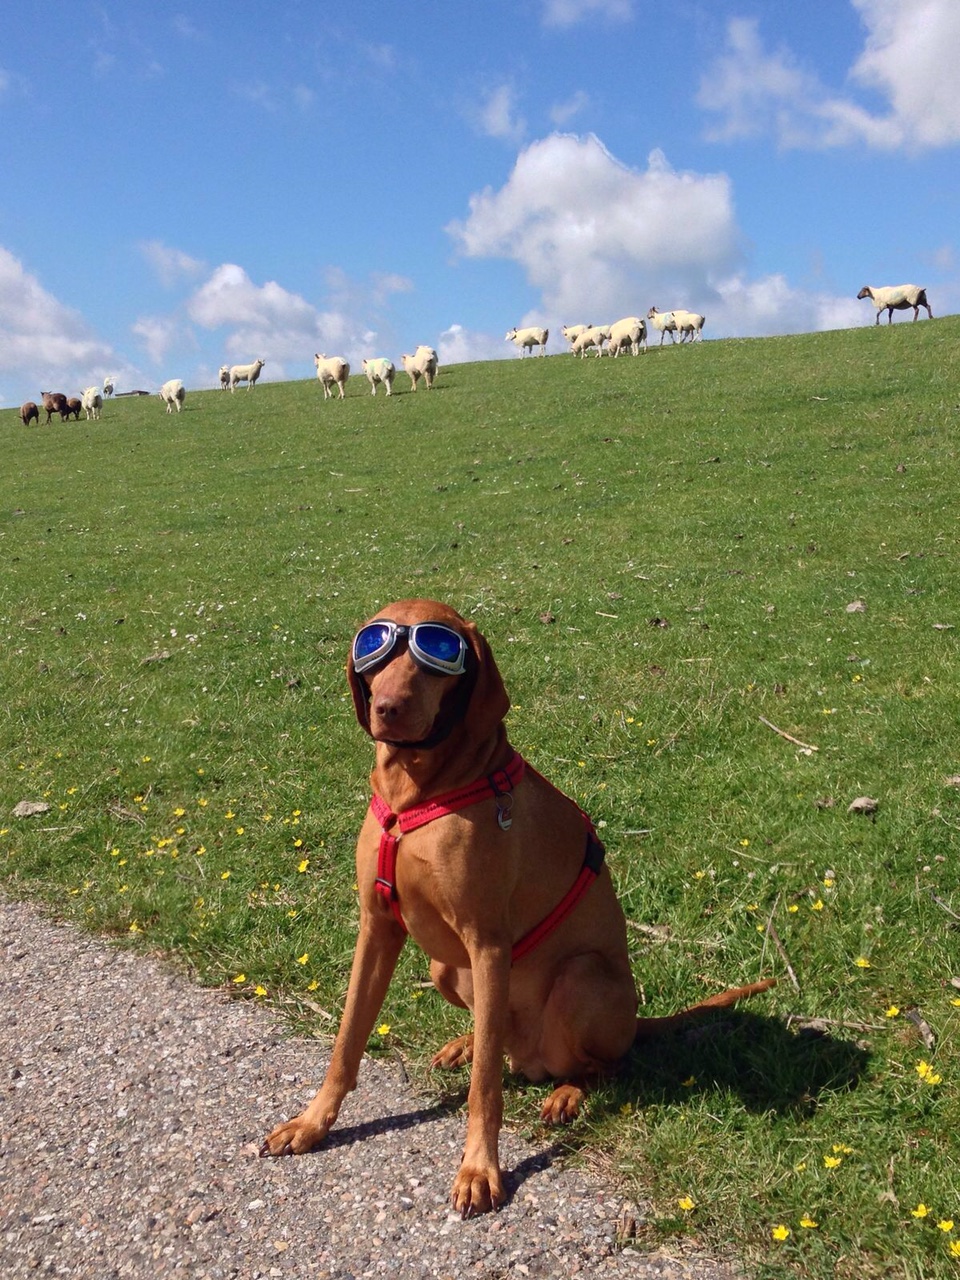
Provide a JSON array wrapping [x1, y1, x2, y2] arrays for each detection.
[[347, 651, 373, 734], [459, 617, 510, 741]]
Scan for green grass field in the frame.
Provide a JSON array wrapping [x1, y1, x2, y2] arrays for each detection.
[[3, 321, 960, 1276]]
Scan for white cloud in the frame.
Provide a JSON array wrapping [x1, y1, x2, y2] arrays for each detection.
[[549, 89, 590, 127], [475, 84, 527, 144], [699, 2, 960, 151], [448, 134, 741, 321], [437, 323, 510, 366], [710, 274, 864, 338], [132, 314, 188, 364], [0, 246, 130, 404], [140, 239, 206, 288], [541, 0, 633, 28]]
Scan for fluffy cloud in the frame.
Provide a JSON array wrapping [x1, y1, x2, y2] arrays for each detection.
[[0, 246, 128, 404], [699, 2, 960, 150], [541, 0, 633, 28], [448, 134, 741, 321], [436, 323, 509, 367], [475, 84, 527, 144], [140, 239, 206, 288]]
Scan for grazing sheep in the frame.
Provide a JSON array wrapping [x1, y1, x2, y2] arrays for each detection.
[[857, 284, 932, 325], [314, 353, 351, 401], [606, 316, 647, 357], [65, 397, 82, 421], [505, 326, 548, 357], [159, 379, 186, 413], [81, 387, 103, 420], [361, 357, 395, 396], [219, 365, 230, 390], [102, 375, 115, 397], [570, 325, 610, 358], [400, 345, 438, 391], [229, 358, 265, 391], [19, 401, 39, 427], [561, 324, 590, 348], [41, 392, 69, 423]]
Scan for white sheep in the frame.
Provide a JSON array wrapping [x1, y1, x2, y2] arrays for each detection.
[[505, 326, 548, 357], [229, 358, 265, 391], [570, 325, 610, 358], [646, 307, 681, 346], [561, 324, 590, 348], [361, 357, 395, 396], [606, 316, 647, 357], [102, 375, 115, 397], [219, 365, 230, 390], [314, 353, 351, 400], [401, 345, 438, 391], [159, 378, 186, 413], [857, 284, 932, 325], [81, 386, 103, 421]]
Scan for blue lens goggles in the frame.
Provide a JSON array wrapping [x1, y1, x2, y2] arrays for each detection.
[[352, 620, 468, 676]]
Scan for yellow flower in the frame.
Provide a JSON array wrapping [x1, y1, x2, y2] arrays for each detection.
[[293, 838, 303, 848], [620, 1102, 633, 1115], [740, 839, 750, 847], [771, 1224, 791, 1241], [788, 904, 799, 914], [254, 985, 267, 997], [854, 957, 871, 968], [824, 1155, 842, 1169], [682, 1076, 697, 1087], [916, 1060, 942, 1084], [951, 998, 960, 1008], [377, 1023, 391, 1036], [823, 876, 835, 887], [799, 1216, 818, 1229], [810, 899, 824, 911], [221, 870, 231, 880], [306, 979, 319, 991], [886, 1005, 900, 1018], [694, 870, 706, 880], [677, 1197, 695, 1212], [232, 973, 246, 984], [173, 807, 185, 817], [950, 1241, 960, 1259], [937, 1220, 954, 1233], [911, 1204, 930, 1219], [794, 1162, 807, 1173], [832, 1144, 853, 1155], [297, 859, 310, 873], [235, 826, 245, 835], [296, 953, 309, 965]]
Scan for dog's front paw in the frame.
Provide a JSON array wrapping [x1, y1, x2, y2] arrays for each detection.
[[540, 1083, 585, 1125], [259, 1115, 330, 1158], [450, 1162, 506, 1218], [430, 1032, 475, 1070]]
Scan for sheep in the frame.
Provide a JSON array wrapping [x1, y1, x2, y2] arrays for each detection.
[[41, 392, 69, 422], [670, 309, 706, 342], [505, 326, 548, 357], [646, 307, 680, 346], [19, 401, 39, 427], [65, 397, 82, 421], [400, 345, 438, 391], [102, 375, 115, 397], [606, 316, 647, 357], [81, 387, 103, 420], [229, 357, 265, 391], [159, 378, 186, 413], [219, 365, 230, 390], [361, 357, 395, 396], [857, 284, 932, 325], [314, 353, 350, 400], [570, 325, 610, 358], [561, 324, 590, 348]]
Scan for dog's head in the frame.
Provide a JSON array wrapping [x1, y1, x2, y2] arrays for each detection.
[[347, 599, 509, 748]]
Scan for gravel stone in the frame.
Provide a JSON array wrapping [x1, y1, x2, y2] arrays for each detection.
[[0, 898, 744, 1279]]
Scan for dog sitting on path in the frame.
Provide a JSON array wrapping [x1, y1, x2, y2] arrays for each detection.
[[260, 599, 775, 1216]]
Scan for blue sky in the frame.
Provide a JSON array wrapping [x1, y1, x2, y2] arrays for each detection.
[[2, 0, 957, 405]]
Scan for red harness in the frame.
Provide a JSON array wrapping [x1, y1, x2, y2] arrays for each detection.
[[369, 750, 606, 964]]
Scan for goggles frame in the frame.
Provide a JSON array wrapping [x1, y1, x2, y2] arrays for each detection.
[[352, 620, 468, 677]]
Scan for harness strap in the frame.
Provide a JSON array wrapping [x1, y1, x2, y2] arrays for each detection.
[[369, 751, 605, 962]]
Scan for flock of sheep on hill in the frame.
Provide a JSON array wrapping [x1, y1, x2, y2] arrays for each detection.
[[16, 283, 934, 427]]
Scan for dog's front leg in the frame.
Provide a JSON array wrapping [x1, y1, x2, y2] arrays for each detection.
[[449, 942, 511, 1217], [260, 913, 405, 1157]]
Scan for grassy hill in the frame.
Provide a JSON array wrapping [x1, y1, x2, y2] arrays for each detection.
[[3, 319, 960, 1276]]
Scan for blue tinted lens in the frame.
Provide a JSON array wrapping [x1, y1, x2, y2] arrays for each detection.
[[353, 622, 393, 666], [415, 625, 463, 665]]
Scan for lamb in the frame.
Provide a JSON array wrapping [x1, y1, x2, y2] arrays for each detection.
[[41, 392, 69, 423], [229, 358, 265, 391], [219, 365, 230, 390], [65, 397, 82, 421], [314, 353, 350, 400], [570, 325, 610, 358], [81, 387, 102, 420], [505, 326, 548, 357], [606, 316, 647, 357], [102, 375, 115, 397], [561, 324, 590, 348], [19, 401, 39, 427], [361, 357, 395, 396], [670, 309, 705, 342], [159, 379, 186, 413], [857, 285, 932, 325], [400, 345, 438, 391]]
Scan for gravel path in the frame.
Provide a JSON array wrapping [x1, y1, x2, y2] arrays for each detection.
[[0, 898, 745, 1279]]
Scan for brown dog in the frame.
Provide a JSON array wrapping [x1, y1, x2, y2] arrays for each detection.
[[260, 599, 774, 1216]]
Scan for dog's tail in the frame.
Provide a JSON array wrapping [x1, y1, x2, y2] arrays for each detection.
[[633, 978, 776, 1042]]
